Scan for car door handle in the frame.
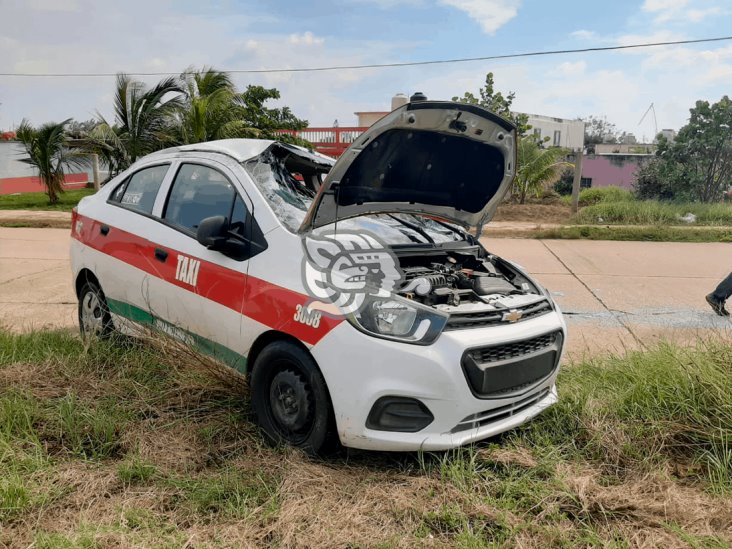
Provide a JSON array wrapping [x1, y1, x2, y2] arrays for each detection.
[[100, 224, 110, 236], [154, 248, 168, 262]]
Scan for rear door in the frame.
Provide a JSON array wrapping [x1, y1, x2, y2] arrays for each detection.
[[92, 162, 174, 324]]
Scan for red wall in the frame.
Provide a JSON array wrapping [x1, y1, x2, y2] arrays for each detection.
[[0, 173, 89, 195]]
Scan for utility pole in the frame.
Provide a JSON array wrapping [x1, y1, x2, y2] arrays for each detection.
[[91, 153, 100, 191], [571, 148, 584, 214]]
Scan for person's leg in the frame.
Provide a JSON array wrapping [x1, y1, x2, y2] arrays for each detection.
[[706, 272, 732, 316], [711, 272, 732, 302]]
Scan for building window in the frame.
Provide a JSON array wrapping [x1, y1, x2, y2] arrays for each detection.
[[580, 177, 592, 189], [553, 130, 561, 146]]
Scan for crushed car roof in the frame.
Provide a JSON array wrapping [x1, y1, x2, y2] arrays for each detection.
[[146, 138, 335, 165]]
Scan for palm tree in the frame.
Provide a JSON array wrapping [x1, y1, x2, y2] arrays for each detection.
[[16, 119, 84, 204], [513, 138, 571, 204], [176, 67, 260, 144], [87, 73, 181, 175]]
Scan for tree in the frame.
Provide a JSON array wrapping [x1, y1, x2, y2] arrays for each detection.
[[513, 139, 569, 203], [86, 74, 182, 175], [638, 96, 732, 202], [175, 70, 309, 145], [665, 96, 732, 202], [176, 67, 257, 144], [582, 115, 620, 153], [452, 72, 530, 135], [85, 69, 312, 175], [16, 119, 84, 204], [553, 167, 575, 196]]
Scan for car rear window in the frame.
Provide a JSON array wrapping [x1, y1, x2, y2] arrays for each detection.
[[111, 164, 169, 214]]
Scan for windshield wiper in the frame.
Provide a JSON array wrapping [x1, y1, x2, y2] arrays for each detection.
[[387, 214, 435, 245]]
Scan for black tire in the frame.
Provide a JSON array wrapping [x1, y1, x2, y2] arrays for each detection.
[[78, 280, 114, 339], [250, 340, 337, 455]]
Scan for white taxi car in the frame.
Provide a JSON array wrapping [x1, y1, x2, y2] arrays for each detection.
[[70, 100, 566, 454]]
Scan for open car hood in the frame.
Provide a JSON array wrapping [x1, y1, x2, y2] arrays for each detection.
[[298, 101, 517, 232]]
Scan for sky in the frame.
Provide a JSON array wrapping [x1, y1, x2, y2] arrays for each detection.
[[1, 0, 731, 140]]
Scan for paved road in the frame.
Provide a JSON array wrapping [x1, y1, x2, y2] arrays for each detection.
[[1, 227, 730, 357]]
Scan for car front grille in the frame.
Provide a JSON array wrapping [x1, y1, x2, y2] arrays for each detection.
[[451, 388, 551, 433], [468, 331, 559, 364], [445, 300, 552, 330], [461, 330, 563, 398]]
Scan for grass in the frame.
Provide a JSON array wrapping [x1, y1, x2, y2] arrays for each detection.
[[573, 199, 732, 226], [0, 329, 731, 547], [0, 188, 95, 212], [531, 225, 732, 242]]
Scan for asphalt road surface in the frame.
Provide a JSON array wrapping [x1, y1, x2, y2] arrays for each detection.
[[1, 227, 730, 358]]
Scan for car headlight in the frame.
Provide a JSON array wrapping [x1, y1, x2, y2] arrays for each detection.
[[348, 294, 448, 345]]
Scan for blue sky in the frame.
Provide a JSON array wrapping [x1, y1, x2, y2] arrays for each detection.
[[1, 0, 731, 139]]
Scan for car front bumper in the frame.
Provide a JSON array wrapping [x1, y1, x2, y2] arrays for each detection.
[[310, 308, 566, 451]]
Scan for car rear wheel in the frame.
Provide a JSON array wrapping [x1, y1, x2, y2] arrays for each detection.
[[250, 340, 336, 455], [78, 281, 114, 339]]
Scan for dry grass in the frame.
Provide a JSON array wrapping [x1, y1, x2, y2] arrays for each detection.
[[1, 330, 731, 548]]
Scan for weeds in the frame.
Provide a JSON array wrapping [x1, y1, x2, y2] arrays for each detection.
[[0, 328, 731, 547], [573, 199, 732, 226], [532, 225, 732, 242]]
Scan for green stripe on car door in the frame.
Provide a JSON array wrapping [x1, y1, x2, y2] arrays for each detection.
[[107, 298, 248, 374]]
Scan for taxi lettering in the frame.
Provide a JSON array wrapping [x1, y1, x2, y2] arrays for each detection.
[[175, 254, 200, 286]]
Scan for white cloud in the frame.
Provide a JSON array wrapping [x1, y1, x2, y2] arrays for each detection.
[[438, 0, 521, 34], [556, 61, 587, 76], [642, 0, 722, 23], [571, 30, 596, 41], [288, 31, 325, 46], [356, 0, 424, 7], [642, 0, 688, 12]]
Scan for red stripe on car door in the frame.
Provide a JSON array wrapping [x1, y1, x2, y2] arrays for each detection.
[[72, 214, 342, 345]]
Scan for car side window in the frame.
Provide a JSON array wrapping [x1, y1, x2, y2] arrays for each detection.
[[164, 163, 243, 234], [112, 164, 169, 214]]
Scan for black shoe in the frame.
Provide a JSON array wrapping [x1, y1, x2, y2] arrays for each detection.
[[706, 294, 729, 316]]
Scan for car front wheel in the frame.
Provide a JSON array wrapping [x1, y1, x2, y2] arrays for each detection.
[[250, 340, 336, 455], [78, 280, 114, 339]]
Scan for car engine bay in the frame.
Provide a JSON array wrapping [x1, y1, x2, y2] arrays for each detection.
[[395, 247, 547, 315]]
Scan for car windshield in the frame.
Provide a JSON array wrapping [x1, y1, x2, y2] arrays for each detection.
[[244, 144, 467, 244], [244, 151, 317, 232]]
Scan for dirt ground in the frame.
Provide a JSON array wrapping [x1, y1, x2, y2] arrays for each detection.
[[493, 202, 573, 225]]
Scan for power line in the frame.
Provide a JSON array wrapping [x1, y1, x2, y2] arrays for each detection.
[[1, 36, 731, 78]]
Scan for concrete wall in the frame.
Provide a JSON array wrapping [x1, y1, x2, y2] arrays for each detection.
[[582, 154, 651, 189], [521, 113, 585, 150], [0, 141, 92, 195]]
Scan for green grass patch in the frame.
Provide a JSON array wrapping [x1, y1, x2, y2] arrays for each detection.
[[2, 328, 732, 546], [0, 188, 95, 212], [573, 199, 732, 226], [515, 340, 732, 492], [533, 225, 732, 242]]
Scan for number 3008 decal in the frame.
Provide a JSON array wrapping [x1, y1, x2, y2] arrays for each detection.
[[294, 304, 321, 328]]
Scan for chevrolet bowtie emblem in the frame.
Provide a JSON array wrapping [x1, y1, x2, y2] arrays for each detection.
[[502, 309, 523, 323]]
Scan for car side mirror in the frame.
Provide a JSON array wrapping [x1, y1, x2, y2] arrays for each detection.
[[196, 215, 229, 250]]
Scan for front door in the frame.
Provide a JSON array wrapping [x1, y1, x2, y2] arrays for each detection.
[[142, 160, 256, 372]]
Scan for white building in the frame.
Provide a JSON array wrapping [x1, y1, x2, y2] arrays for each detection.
[[516, 113, 585, 150]]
